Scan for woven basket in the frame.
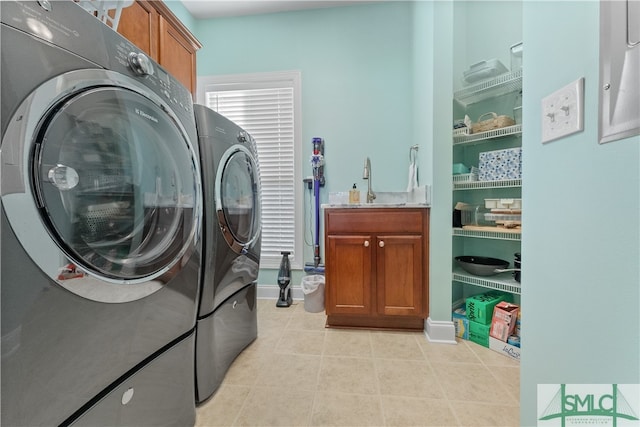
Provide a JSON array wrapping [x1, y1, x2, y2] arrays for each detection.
[[471, 112, 515, 134]]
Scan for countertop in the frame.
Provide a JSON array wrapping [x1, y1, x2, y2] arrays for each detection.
[[322, 186, 431, 209]]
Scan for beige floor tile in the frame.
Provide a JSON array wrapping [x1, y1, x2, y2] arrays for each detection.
[[450, 400, 520, 427], [419, 338, 483, 365], [465, 340, 520, 367], [257, 312, 294, 337], [381, 395, 458, 427], [370, 331, 425, 360], [221, 350, 263, 387], [234, 386, 315, 426], [275, 329, 326, 355], [311, 392, 383, 427], [195, 384, 250, 427], [431, 362, 518, 405], [287, 310, 328, 331], [196, 300, 521, 426], [489, 366, 520, 403], [243, 332, 281, 357], [317, 356, 378, 395], [258, 299, 299, 314], [375, 358, 444, 399], [255, 353, 321, 391], [323, 329, 373, 358]]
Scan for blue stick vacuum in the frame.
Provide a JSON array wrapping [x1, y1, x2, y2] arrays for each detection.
[[305, 138, 325, 274]]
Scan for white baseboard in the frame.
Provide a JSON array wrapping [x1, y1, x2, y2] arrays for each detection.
[[257, 283, 303, 300], [424, 317, 457, 344]]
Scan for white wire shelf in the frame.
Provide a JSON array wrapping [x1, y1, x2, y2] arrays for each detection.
[[453, 124, 522, 145], [454, 69, 523, 106], [452, 268, 521, 295], [453, 227, 521, 241], [453, 179, 521, 191]]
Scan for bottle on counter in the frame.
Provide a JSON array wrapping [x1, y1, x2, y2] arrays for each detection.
[[349, 183, 360, 204]]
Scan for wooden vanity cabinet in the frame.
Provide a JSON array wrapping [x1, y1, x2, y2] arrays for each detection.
[[324, 208, 430, 330], [117, 0, 201, 96]]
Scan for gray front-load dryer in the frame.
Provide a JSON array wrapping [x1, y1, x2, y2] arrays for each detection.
[[193, 105, 260, 403], [1, 2, 202, 426]]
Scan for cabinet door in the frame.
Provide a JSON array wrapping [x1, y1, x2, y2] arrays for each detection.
[[159, 16, 198, 95], [117, 0, 158, 59], [326, 235, 372, 315], [376, 235, 423, 316]]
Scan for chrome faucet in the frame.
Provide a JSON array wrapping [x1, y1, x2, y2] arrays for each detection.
[[362, 157, 376, 203]]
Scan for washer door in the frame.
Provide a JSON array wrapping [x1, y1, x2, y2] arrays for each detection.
[[1, 70, 201, 302], [215, 144, 261, 255]]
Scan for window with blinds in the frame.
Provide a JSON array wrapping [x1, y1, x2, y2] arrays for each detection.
[[198, 71, 303, 269]]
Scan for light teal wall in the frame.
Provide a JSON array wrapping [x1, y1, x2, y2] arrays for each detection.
[[428, 1, 455, 322], [192, 3, 415, 285], [163, 0, 197, 33], [520, 1, 640, 425]]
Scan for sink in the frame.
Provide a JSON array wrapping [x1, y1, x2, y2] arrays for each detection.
[[372, 191, 408, 205], [326, 186, 430, 208]]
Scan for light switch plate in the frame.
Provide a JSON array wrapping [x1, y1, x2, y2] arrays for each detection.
[[541, 77, 585, 143]]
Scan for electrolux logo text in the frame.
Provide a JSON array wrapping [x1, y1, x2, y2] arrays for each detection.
[[135, 108, 159, 123], [538, 384, 640, 426]]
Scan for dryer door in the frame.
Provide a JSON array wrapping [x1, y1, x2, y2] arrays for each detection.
[[215, 143, 261, 255], [1, 70, 201, 302]]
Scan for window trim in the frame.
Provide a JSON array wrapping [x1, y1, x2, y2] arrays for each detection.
[[197, 71, 303, 269]]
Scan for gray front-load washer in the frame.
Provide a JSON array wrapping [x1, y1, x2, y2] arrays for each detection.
[[193, 105, 260, 403], [1, 2, 202, 426]]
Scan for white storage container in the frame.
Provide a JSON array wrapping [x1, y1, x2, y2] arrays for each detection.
[[484, 198, 522, 210], [462, 59, 508, 85]]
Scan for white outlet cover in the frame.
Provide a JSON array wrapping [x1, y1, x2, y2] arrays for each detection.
[[541, 77, 585, 143]]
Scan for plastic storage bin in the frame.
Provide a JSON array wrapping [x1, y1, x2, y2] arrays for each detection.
[[301, 275, 325, 313], [453, 163, 470, 175]]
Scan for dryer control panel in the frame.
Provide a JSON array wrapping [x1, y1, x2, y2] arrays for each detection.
[[1, 0, 195, 127], [101, 21, 195, 127]]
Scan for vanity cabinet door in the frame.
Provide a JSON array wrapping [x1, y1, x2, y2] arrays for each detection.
[[376, 235, 423, 317], [325, 235, 372, 316]]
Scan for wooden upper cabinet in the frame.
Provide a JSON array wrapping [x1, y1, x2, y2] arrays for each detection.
[[158, 15, 198, 95], [117, 0, 158, 58], [117, 0, 201, 96]]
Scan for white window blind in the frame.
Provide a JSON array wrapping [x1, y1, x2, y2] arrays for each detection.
[[200, 72, 302, 269]]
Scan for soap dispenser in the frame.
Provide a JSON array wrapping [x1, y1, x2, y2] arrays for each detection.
[[349, 183, 360, 204]]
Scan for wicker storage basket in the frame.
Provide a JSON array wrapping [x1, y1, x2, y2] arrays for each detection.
[[471, 112, 516, 134]]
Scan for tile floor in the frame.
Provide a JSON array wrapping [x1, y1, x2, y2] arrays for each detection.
[[195, 299, 520, 427]]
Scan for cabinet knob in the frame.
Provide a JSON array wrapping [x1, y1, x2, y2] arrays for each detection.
[[379, 241, 385, 247], [364, 240, 369, 247]]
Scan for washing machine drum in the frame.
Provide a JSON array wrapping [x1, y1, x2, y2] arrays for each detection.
[[3, 81, 201, 291]]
